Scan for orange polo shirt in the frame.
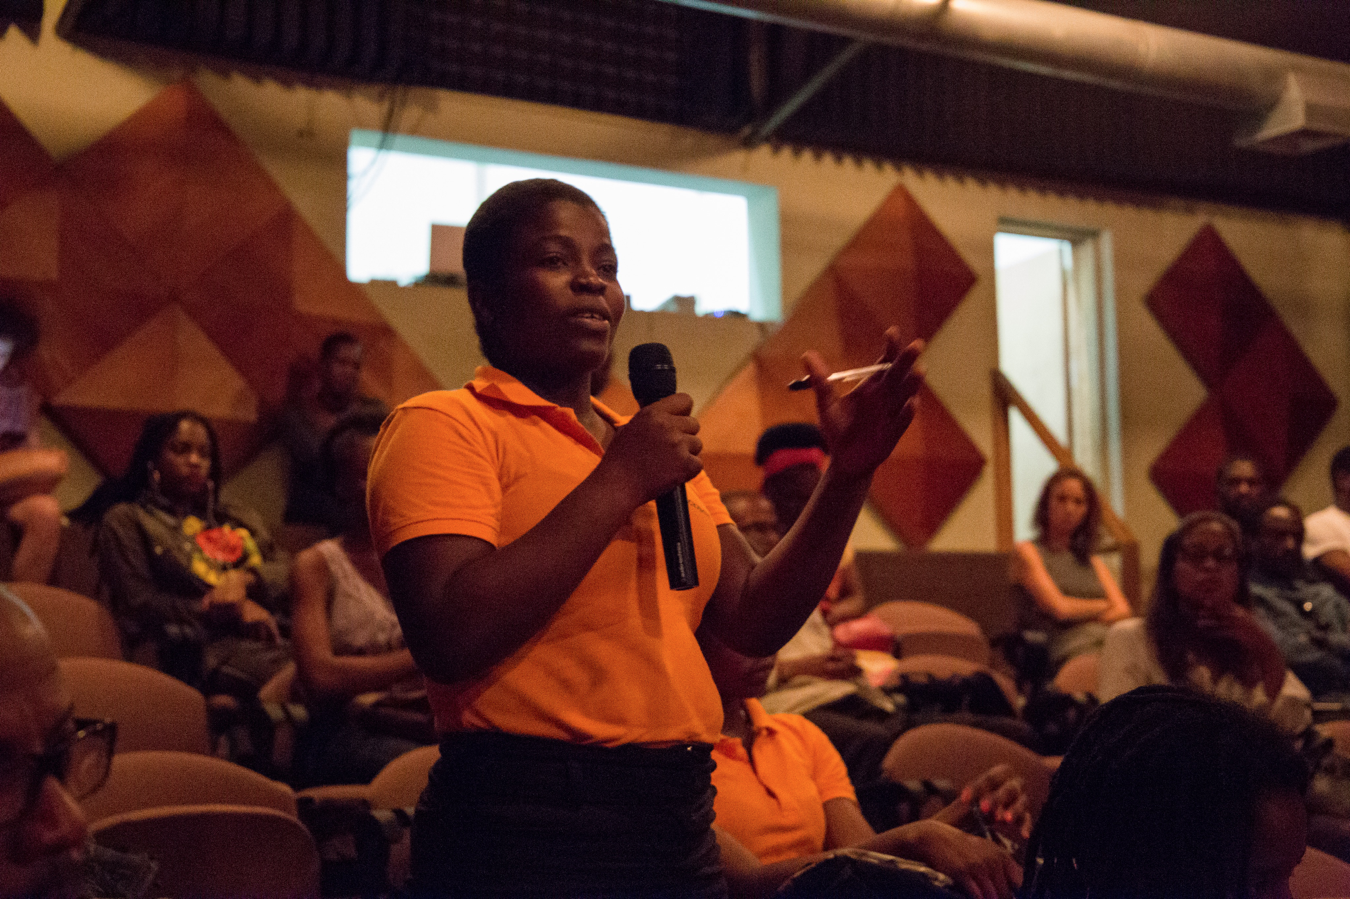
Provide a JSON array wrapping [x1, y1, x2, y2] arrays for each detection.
[[366, 366, 730, 747], [711, 698, 857, 864]]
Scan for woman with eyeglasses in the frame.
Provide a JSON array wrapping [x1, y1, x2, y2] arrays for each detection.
[[1099, 511, 1310, 733]]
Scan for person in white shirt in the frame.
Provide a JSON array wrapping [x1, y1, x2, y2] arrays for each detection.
[[1303, 445, 1350, 598]]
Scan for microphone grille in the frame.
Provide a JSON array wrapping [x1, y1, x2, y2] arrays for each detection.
[[629, 342, 677, 407]]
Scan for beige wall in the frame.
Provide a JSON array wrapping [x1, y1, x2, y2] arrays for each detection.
[[5, 5, 1350, 578]]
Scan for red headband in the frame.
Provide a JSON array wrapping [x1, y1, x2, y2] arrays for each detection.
[[761, 447, 827, 480]]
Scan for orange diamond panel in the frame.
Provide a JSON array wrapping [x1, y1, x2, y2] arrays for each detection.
[[0, 81, 439, 478], [700, 183, 983, 546]]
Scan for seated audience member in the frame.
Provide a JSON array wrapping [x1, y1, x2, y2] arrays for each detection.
[[724, 490, 870, 699], [1103, 513, 1350, 862], [1012, 468, 1131, 673], [1249, 498, 1350, 702], [0, 303, 66, 585], [290, 411, 428, 786], [1304, 446, 1350, 597], [281, 332, 388, 535], [725, 486, 905, 820], [722, 491, 781, 560], [77, 412, 289, 698], [702, 629, 1026, 899], [1, 586, 145, 899], [756, 423, 869, 629], [1216, 453, 1269, 539], [1099, 511, 1310, 731], [1022, 685, 1308, 899], [726, 486, 1038, 822]]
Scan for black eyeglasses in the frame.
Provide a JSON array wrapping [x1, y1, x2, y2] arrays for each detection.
[[0, 718, 116, 828]]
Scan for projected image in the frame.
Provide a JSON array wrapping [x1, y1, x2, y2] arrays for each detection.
[[347, 134, 780, 321]]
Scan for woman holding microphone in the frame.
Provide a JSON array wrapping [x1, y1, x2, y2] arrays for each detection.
[[367, 179, 924, 897]]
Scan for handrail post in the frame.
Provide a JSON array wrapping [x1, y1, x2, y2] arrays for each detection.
[[990, 369, 1141, 607], [991, 369, 1014, 551]]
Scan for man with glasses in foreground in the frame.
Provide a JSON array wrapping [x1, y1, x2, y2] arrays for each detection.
[[0, 586, 118, 899]]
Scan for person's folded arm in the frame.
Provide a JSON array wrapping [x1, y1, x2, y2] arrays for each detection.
[[1012, 542, 1112, 623]]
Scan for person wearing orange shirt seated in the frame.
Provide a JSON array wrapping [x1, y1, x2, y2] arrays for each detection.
[[702, 629, 1027, 899], [365, 179, 926, 897]]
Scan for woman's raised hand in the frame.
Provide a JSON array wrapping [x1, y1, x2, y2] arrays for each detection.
[[803, 328, 925, 479], [598, 393, 703, 509]]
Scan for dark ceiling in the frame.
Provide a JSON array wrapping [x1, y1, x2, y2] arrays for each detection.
[[52, 0, 1350, 221]]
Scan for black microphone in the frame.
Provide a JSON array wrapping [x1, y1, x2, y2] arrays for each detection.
[[628, 343, 699, 591]]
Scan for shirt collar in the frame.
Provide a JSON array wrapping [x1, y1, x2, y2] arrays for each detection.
[[467, 366, 626, 422], [467, 366, 626, 453], [714, 698, 780, 755]]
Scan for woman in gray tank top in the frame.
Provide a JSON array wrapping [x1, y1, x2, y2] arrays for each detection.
[[1012, 469, 1133, 671]]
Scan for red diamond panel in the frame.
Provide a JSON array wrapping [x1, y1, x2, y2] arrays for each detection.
[[1149, 224, 1336, 516], [0, 100, 55, 211], [700, 184, 983, 547], [0, 81, 440, 478]]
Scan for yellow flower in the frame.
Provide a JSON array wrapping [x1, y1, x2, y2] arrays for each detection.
[[190, 556, 221, 586], [181, 516, 205, 537]]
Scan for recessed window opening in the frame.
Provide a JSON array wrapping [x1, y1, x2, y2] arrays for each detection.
[[346, 131, 782, 321], [995, 226, 1122, 542]]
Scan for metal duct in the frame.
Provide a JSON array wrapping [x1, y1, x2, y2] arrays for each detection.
[[662, 0, 1350, 153]]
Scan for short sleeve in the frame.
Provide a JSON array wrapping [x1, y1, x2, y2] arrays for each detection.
[[1098, 618, 1163, 701], [1303, 509, 1350, 561], [366, 397, 503, 556], [792, 715, 857, 805], [689, 470, 733, 528]]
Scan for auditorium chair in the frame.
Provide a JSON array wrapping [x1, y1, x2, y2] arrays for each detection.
[[7, 582, 122, 659], [60, 657, 212, 754], [83, 750, 297, 824], [1050, 652, 1101, 697], [92, 804, 320, 899], [881, 722, 1057, 818]]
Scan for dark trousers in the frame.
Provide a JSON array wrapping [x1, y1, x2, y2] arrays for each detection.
[[411, 732, 728, 899]]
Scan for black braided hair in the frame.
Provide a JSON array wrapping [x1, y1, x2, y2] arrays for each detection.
[[70, 411, 222, 525], [1022, 685, 1309, 899]]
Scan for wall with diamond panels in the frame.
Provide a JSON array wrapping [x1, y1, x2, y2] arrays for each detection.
[[3, 11, 1349, 569]]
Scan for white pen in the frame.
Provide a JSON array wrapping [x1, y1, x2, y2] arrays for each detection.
[[787, 362, 891, 391]]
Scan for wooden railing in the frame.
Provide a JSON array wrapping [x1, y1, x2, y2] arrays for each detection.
[[991, 369, 1141, 605]]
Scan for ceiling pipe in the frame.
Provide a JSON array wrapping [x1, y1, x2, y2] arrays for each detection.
[[661, 0, 1350, 153]]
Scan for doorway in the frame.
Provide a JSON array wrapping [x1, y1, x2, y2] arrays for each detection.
[[994, 225, 1122, 542]]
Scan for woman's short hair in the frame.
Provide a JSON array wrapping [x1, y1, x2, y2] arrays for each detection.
[[462, 179, 605, 367], [1145, 511, 1251, 684], [753, 423, 827, 467], [1024, 685, 1309, 899], [319, 331, 361, 361], [1032, 468, 1102, 565]]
